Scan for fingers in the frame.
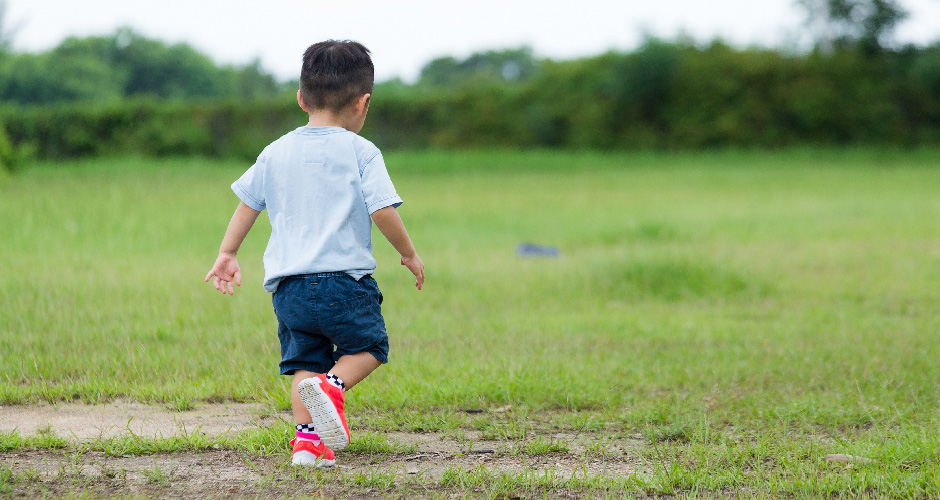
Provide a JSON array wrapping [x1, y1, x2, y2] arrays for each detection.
[[400, 256, 425, 291], [411, 263, 425, 290], [227, 279, 235, 295], [204, 270, 213, 282], [213, 276, 232, 295], [234, 269, 242, 287]]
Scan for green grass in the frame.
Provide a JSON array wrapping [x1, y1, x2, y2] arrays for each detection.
[[2, 148, 940, 496]]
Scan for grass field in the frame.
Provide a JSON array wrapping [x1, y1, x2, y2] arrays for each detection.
[[1, 149, 939, 497]]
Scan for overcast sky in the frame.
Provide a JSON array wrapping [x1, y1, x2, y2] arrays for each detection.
[[8, 1, 940, 82]]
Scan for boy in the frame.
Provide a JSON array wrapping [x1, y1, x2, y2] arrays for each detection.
[[204, 40, 424, 468]]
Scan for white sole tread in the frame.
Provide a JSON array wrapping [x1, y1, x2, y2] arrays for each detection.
[[297, 378, 349, 450]]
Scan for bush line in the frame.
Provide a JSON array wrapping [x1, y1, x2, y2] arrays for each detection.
[[5, 41, 940, 160]]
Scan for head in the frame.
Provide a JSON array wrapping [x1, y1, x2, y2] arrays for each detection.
[[299, 40, 374, 126]]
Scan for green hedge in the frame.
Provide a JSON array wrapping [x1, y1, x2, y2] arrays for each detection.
[[2, 97, 303, 160], [5, 42, 940, 159]]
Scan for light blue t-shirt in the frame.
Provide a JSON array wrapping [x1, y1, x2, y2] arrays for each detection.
[[232, 126, 403, 293]]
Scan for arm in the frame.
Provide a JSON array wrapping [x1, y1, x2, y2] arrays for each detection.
[[371, 205, 424, 290], [204, 202, 261, 295]]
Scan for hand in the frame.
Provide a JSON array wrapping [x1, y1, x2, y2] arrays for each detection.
[[204, 253, 242, 295], [400, 254, 425, 290]]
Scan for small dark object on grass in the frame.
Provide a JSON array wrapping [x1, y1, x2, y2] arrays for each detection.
[[461, 408, 484, 414], [516, 243, 560, 258]]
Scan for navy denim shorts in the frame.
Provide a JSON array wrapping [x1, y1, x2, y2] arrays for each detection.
[[272, 273, 389, 375]]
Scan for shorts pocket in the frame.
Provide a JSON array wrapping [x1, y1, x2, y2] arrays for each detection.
[[325, 292, 384, 350], [327, 292, 372, 314]]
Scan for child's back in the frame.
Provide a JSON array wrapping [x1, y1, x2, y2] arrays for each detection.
[[232, 125, 401, 293]]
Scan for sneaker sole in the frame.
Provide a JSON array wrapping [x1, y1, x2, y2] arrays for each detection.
[[291, 450, 335, 468], [297, 378, 350, 450]]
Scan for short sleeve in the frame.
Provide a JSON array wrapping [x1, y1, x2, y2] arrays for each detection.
[[361, 152, 403, 214], [231, 155, 266, 211]]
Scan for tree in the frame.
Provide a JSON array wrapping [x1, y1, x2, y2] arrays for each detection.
[[799, 0, 908, 53], [0, 0, 20, 53], [0, 28, 284, 104], [419, 47, 538, 87]]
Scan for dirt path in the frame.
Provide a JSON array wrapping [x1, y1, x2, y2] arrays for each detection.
[[1, 402, 648, 498], [0, 401, 272, 439]]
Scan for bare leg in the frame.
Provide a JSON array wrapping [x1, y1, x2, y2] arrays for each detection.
[[291, 369, 317, 424], [329, 352, 382, 390], [291, 352, 380, 424], [291, 352, 381, 421]]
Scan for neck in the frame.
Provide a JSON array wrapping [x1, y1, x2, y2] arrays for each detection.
[[306, 111, 347, 129], [303, 103, 366, 134]]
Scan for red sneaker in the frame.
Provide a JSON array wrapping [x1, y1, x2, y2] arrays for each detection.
[[290, 438, 335, 468], [297, 375, 350, 450]]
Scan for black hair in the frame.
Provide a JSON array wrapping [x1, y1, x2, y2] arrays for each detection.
[[300, 40, 374, 113]]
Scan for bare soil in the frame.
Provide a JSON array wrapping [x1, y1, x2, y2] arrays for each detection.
[[0, 402, 647, 499], [0, 401, 273, 439]]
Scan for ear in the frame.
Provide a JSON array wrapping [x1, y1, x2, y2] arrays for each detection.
[[297, 90, 309, 112], [355, 93, 371, 114]]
